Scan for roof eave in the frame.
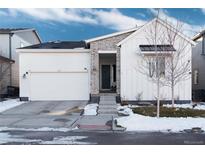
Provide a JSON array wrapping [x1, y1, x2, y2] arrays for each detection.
[[85, 27, 138, 43]]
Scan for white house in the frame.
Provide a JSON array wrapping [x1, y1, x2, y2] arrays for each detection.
[[0, 28, 41, 96], [17, 18, 194, 103]]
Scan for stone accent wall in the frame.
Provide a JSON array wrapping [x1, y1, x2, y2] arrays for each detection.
[[116, 47, 121, 95], [89, 31, 134, 97]]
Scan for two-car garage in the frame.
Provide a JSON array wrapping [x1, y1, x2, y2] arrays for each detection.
[[18, 41, 90, 101]]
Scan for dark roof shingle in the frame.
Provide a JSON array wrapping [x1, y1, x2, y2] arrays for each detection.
[[0, 28, 30, 34], [0, 55, 15, 63], [20, 41, 88, 49]]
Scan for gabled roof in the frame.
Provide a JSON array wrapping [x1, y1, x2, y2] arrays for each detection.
[[0, 28, 30, 34], [117, 18, 196, 47], [192, 30, 205, 41], [0, 55, 15, 63], [19, 41, 87, 49], [0, 28, 42, 43], [85, 27, 140, 43]]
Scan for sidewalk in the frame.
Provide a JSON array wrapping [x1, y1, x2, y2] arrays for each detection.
[[74, 95, 123, 131]]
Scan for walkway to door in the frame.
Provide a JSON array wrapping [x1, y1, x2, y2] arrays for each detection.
[[77, 94, 119, 131], [98, 94, 118, 115]]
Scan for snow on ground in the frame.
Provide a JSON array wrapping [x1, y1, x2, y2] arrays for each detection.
[[0, 132, 41, 144], [117, 105, 133, 116], [0, 132, 91, 144], [41, 136, 90, 145], [116, 106, 205, 132], [164, 103, 205, 110], [83, 103, 98, 115], [0, 127, 75, 132], [0, 99, 26, 113]]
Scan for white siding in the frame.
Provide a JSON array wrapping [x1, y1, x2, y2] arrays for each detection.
[[11, 31, 40, 87], [19, 50, 90, 100], [120, 21, 192, 101], [0, 34, 10, 57]]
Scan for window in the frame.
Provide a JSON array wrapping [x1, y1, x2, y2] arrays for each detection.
[[148, 59, 155, 77], [148, 57, 165, 77], [194, 69, 199, 85], [158, 57, 165, 76]]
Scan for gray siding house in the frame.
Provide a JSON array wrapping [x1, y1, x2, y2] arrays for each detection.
[[0, 28, 41, 96], [192, 31, 205, 100]]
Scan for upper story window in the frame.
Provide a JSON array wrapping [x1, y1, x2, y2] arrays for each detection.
[[194, 69, 199, 85]]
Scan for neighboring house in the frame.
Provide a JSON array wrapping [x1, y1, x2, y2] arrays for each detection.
[[17, 18, 194, 103], [0, 28, 41, 96], [192, 31, 205, 100]]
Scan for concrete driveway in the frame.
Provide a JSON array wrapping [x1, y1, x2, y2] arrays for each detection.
[[0, 101, 87, 129]]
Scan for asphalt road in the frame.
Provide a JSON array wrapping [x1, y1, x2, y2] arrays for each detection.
[[1, 130, 205, 145]]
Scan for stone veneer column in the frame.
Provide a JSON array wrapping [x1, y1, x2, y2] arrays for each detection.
[[90, 49, 99, 95], [116, 47, 121, 95]]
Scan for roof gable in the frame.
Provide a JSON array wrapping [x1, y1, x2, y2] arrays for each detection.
[[85, 27, 139, 43], [117, 18, 196, 47], [0, 28, 41, 43]]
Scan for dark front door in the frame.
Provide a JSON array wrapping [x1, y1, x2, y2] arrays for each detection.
[[101, 65, 111, 89]]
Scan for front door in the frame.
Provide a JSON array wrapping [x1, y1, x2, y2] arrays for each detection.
[[101, 65, 111, 89]]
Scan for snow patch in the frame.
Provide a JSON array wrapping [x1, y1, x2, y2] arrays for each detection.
[[83, 104, 98, 115], [116, 113, 205, 132], [0, 127, 74, 132], [41, 136, 90, 145], [0, 132, 91, 145], [0, 132, 41, 144], [0, 99, 26, 113], [117, 105, 133, 116], [164, 103, 205, 110]]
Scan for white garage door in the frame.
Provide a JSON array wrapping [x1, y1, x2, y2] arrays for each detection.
[[29, 72, 89, 101]]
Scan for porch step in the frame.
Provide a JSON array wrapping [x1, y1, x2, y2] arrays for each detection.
[[99, 101, 117, 105], [98, 95, 118, 116], [100, 96, 116, 101], [98, 110, 118, 115]]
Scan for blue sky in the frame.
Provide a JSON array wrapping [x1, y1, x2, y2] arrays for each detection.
[[0, 8, 205, 42]]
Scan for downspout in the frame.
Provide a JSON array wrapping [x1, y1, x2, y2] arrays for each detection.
[[9, 33, 13, 86]]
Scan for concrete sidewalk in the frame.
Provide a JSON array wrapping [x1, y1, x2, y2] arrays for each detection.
[[75, 95, 120, 131], [76, 115, 114, 131]]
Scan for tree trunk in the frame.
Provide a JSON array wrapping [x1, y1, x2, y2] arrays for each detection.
[[171, 55, 175, 108], [157, 77, 160, 118], [171, 82, 174, 108]]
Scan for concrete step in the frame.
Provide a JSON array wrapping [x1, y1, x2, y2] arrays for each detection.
[[98, 113, 118, 117], [99, 101, 117, 105], [100, 96, 116, 101], [98, 105, 117, 110], [98, 109, 118, 114]]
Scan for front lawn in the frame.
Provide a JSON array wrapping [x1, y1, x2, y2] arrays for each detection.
[[132, 106, 205, 117]]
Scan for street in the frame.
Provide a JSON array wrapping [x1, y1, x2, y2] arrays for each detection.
[[1, 130, 205, 145]]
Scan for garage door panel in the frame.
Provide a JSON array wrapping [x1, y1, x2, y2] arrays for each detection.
[[30, 72, 89, 101]]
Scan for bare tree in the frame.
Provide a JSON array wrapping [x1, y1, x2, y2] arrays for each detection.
[[138, 9, 192, 117], [162, 19, 191, 108], [138, 9, 165, 118]]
